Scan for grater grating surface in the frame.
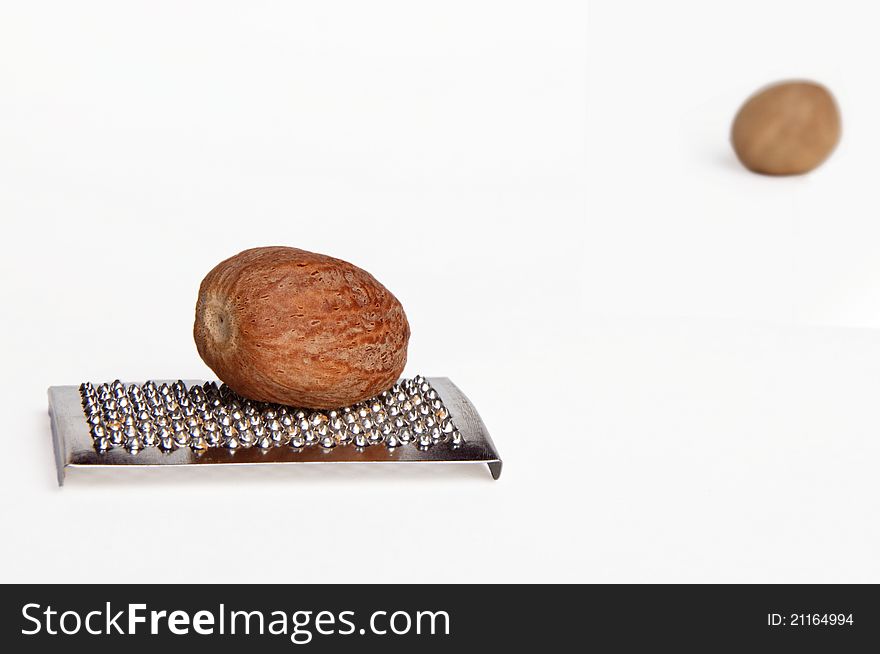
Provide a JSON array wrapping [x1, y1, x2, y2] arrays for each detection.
[[48, 377, 501, 485]]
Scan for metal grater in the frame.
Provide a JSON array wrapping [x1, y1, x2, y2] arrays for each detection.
[[47, 376, 502, 485]]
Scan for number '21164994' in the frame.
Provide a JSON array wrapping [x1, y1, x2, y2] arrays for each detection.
[[768, 613, 853, 627]]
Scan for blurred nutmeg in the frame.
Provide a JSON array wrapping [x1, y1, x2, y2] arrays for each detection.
[[731, 80, 841, 175], [194, 246, 410, 409]]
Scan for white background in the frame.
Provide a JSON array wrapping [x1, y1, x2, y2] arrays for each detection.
[[1, 0, 878, 583]]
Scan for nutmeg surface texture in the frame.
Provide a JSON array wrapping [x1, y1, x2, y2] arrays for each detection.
[[731, 80, 841, 175], [194, 246, 410, 409]]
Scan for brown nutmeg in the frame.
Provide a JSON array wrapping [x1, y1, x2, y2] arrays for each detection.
[[731, 80, 841, 175], [194, 246, 410, 409]]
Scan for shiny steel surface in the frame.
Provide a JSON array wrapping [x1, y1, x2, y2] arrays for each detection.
[[48, 377, 501, 485]]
